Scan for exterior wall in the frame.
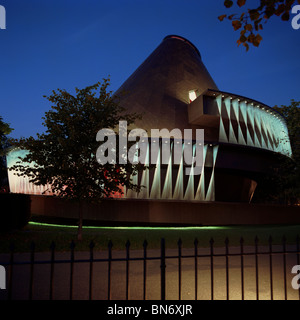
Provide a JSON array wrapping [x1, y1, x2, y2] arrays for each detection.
[[7, 142, 219, 202], [30, 195, 300, 226]]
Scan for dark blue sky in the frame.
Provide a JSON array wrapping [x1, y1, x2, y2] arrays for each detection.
[[1, 0, 299, 139]]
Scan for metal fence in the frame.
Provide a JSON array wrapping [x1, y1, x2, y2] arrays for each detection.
[[0, 236, 300, 300]]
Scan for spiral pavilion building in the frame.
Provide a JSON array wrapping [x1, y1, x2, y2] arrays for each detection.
[[111, 35, 292, 203], [6, 35, 293, 224]]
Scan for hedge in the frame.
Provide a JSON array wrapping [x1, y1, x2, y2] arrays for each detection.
[[0, 193, 31, 231]]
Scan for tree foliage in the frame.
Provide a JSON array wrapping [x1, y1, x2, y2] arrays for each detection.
[[0, 115, 13, 151], [0, 116, 13, 191], [253, 100, 300, 205], [219, 0, 300, 50], [10, 78, 144, 239]]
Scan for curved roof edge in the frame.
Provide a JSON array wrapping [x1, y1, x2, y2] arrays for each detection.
[[163, 35, 201, 58], [205, 89, 287, 125]]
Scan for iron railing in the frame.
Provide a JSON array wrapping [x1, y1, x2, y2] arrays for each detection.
[[0, 236, 300, 300]]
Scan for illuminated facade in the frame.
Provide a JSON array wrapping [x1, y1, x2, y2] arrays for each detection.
[[7, 35, 292, 203]]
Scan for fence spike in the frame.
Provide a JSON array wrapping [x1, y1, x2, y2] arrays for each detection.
[[143, 240, 148, 248], [268, 235, 273, 244], [30, 241, 35, 252], [240, 237, 244, 245], [108, 239, 113, 249], [126, 240, 131, 249], [282, 235, 286, 244], [225, 237, 229, 246], [89, 240, 95, 250], [50, 241, 56, 251], [70, 240, 75, 250], [194, 238, 198, 246], [178, 238, 182, 247], [9, 241, 15, 252]]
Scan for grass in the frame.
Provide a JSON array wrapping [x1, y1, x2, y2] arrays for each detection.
[[0, 221, 300, 253]]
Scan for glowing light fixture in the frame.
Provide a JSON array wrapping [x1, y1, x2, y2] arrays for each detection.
[[189, 90, 197, 102]]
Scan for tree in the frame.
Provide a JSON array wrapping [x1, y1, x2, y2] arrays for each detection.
[[10, 78, 144, 240], [218, 0, 300, 50], [273, 100, 300, 203], [252, 100, 300, 204], [0, 116, 13, 192]]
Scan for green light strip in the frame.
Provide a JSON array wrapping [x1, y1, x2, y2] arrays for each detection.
[[28, 221, 228, 230]]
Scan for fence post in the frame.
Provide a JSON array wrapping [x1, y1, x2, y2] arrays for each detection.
[[225, 237, 229, 300], [282, 235, 287, 300], [69, 240, 75, 300], [268, 236, 273, 300], [240, 237, 244, 301], [108, 240, 113, 301], [255, 236, 259, 300], [8, 242, 14, 300], [161, 238, 166, 301], [125, 240, 130, 300], [49, 241, 56, 300], [29, 241, 35, 300], [89, 240, 95, 301], [194, 238, 198, 301], [210, 238, 214, 300], [178, 238, 182, 300], [143, 240, 148, 301]]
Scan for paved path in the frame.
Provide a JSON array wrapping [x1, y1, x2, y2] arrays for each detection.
[[0, 245, 299, 300]]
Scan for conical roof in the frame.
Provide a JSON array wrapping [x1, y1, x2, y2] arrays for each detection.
[[115, 35, 218, 136]]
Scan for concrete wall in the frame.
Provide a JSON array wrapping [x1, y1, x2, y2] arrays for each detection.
[[30, 195, 300, 226]]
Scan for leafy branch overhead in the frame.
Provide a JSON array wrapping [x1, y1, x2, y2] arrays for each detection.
[[219, 0, 299, 50]]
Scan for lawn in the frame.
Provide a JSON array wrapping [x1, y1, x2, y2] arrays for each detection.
[[1, 221, 300, 253]]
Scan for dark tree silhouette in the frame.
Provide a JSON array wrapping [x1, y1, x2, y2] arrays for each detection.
[[10, 78, 144, 240]]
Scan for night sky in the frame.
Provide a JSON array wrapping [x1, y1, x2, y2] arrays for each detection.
[[0, 0, 299, 139]]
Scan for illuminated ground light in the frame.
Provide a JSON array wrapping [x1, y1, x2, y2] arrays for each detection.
[[28, 221, 228, 231]]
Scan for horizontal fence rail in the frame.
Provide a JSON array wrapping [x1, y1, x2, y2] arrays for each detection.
[[0, 236, 300, 300]]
